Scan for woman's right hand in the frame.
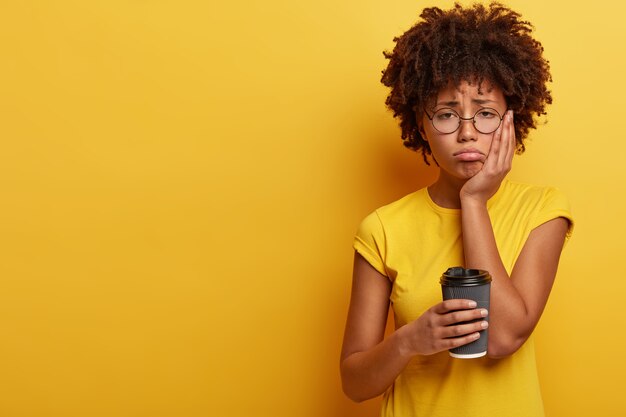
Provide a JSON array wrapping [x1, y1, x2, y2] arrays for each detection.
[[399, 299, 489, 356], [341, 254, 490, 402]]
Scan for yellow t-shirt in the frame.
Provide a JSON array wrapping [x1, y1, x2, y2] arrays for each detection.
[[353, 180, 574, 417]]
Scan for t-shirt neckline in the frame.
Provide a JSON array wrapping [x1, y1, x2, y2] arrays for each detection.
[[423, 180, 508, 214]]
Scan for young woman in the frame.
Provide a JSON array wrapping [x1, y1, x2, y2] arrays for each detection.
[[340, 3, 574, 416]]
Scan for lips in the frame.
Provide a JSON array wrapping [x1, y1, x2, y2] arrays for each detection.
[[453, 148, 485, 162]]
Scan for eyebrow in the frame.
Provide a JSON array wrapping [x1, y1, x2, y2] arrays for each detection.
[[435, 98, 497, 107]]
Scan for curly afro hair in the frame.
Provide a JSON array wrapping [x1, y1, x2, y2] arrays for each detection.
[[381, 2, 552, 163]]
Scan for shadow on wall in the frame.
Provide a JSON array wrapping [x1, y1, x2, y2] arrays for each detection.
[[362, 123, 439, 207], [329, 122, 438, 417]]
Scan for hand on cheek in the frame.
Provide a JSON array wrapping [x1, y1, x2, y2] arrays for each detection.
[[460, 110, 515, 204]]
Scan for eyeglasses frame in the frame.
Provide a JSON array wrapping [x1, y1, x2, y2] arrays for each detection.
[[423, 107, 506, 135]]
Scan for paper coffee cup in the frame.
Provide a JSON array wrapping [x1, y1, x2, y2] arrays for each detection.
[[440, 267, 491, 358]]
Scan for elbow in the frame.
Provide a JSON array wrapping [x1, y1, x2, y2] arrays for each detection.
[[486, 346, 516, 359], [341, 376, 379, 403], [340, 365, 381, 403], [342, 387, 369, 404], [487, 334, 526, 359]]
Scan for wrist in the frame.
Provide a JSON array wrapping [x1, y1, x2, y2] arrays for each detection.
[[394, 324, 416, 358], [460, 193, 488, 208]]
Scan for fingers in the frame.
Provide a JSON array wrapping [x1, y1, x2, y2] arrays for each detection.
[[442, 331, 482, 350], [508, 111, 516, 163], [432, 298, 477, 314], [438, 305, 488, 327], [482, 110, 514, 175], [406, 301, 489, 356], [496, 112, 510, 166], [440, 318, 488, 339], [486, 119, 503, 164], [431, 299, 488, 329], [498, 110, 515, 168]]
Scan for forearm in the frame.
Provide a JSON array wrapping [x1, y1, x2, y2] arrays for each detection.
[[460, 197, 529, 356], [341, 326, 413, 402]]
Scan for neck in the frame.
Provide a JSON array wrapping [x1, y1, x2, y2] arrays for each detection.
[[428, 171, 466, 209]]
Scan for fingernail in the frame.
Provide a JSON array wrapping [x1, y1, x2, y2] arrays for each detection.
[[481, 321, 489, 329], [468, 301, 477, 308], [472, 332, 480, 339], [480, 309, 488, 317]]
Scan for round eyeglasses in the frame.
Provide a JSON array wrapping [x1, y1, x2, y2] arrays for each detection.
[[424, 107, 505, 135]]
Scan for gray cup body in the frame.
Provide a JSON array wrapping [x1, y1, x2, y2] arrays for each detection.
[[440, 268, 491, 358]]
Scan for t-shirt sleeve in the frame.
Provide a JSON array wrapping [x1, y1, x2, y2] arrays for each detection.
[[530, 187, 574, 241], [353, 211, 388, 277]]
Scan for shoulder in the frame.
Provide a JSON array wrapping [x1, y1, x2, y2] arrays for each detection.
[[373, 188, 429, 219], [498, 180, 570, 208], [356, 188, 429, 231], [497, 180, 574, 238]]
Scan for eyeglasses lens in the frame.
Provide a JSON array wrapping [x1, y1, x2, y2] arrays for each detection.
[[432, 108, 502, 134]]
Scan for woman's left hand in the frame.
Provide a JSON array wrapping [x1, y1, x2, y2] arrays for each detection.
[[460, 110, 515, 204]]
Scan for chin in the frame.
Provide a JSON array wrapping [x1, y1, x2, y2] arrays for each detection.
[[459, 163, 483, 178]]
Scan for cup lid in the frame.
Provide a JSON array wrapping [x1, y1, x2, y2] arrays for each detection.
[[440, 266, 492, 286]]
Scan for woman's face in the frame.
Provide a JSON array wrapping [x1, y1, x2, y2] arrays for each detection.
[[420, 80, 508, 180]]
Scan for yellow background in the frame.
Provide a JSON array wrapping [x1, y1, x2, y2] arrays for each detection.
[[0, 1, 623, 416]]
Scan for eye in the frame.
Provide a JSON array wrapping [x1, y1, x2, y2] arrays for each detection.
[[435, 110, 459, 120], [475, 109, 499, 119]]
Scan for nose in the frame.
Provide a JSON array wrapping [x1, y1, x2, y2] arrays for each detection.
[[457, 117, 478, 142]]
